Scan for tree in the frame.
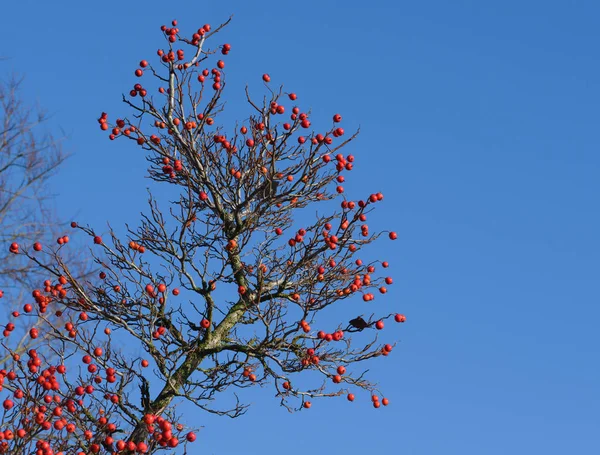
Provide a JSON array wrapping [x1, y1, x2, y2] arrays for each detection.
[[0, 75, 94, 368], [0, 18, 406, 454]]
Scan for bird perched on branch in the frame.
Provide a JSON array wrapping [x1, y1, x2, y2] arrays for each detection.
[[347, 316, 369, 331], [257, 177, 279, 200], [238, 175, 279, 219], [139, 376, 150, 410]]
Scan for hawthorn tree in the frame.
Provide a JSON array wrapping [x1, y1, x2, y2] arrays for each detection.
[[0, 18, 406, 455]]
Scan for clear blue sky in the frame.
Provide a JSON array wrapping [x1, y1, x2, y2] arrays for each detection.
[[2, 1, 599, 454]]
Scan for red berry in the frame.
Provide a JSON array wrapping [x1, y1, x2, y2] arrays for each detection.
[[262, 74, 271, 82]]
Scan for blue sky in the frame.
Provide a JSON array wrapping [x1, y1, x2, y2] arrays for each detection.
[[2, 1, 600, 454]]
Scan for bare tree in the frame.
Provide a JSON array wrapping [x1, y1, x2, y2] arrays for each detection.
[[0, 76, 95, 365], [0, 18, 406, 455], [0, 75, 66, 284]]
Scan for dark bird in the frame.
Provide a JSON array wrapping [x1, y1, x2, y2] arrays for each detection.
[[348, 316, 369, 331], [139, 377, 150, 410], [238, 176, 279, 220], [257, 177, 279, 200]]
